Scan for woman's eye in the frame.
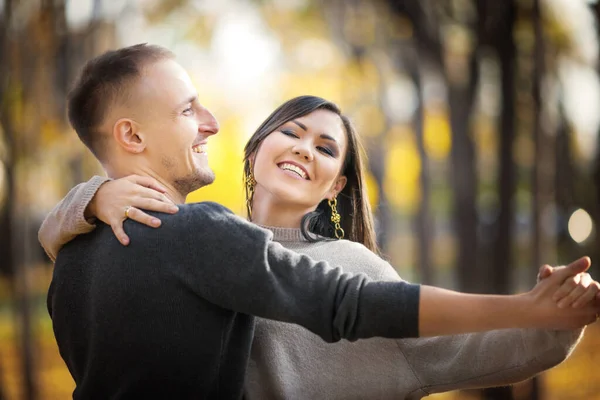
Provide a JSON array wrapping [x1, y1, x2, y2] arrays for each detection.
[[183, 107, 194, 115], [280, 129, 298, 138], [317, 146, 334, 156]]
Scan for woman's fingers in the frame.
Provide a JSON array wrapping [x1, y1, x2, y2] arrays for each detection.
[[537, 265, 553, 282], [124, 206, 161, 228], [137, 198, 179, 216], [128, 175, 167, 193], [111, 222, 130, 246], [557, 280, 586, 308], [135, 187, 178, 210], [552, 274, 580, 302], [572, 280, 600, 308]]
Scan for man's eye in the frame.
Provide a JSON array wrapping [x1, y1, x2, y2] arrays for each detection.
[[183, 107, 194, 115], [280, 129, 298, 138]]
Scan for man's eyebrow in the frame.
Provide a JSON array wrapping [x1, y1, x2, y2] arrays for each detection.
[[291, 120, 307, 131], [177, 95, 198, 109]]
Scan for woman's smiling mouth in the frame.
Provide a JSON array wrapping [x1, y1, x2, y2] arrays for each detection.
[[277, 162, 309, 180]]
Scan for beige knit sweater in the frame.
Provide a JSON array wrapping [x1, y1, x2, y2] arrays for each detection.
[[39, 176, 584, 400]]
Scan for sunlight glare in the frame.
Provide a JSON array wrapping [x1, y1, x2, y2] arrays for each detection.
[[568, 208, 593, 244]]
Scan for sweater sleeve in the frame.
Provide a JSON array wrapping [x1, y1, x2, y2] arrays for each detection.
[[303, 242, 585, 394], [38, 176, 110, 262], [169, 202, 421, 342], [401, 327, 584, 396]]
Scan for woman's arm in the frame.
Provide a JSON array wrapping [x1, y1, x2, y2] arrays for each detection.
[[38, 175, 178, 262], [363, 251, 591, 392], [402, 327, 583, 396], [38, 176, 110, 262]]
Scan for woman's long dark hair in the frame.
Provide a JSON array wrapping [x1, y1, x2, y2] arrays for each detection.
[[243, 95, 379, 254]]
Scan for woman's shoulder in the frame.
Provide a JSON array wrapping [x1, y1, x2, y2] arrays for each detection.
[[295, 239, 402, 281]]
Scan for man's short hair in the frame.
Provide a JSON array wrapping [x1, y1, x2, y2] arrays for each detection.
[[67, 43, 174, 159]]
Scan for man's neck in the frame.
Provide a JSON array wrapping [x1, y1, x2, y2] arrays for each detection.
[[104, 165, 187, 205]]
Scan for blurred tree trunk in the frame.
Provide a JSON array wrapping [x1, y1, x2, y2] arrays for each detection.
[[385, 0, 437, 283], [555, 106, 576, 261], [447, 18, 479, 294], [532, 0, 556, 285], [530, 1, 553, 399], [0, 1, 14, 399], [410, 57, 433, 284], [478, 2, 519, 399], [369, 142, 391, 252], [588, 0, 600, 277], [491, 0, 516, 296], [0, 0, 38, 398], [0, 0, 14, 278]]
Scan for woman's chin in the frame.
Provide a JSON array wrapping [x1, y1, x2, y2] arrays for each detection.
[[270, 191, 317, 210]]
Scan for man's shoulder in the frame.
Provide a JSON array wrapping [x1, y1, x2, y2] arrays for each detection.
[[156, 202, 235, 225], [179, 201, 234, 215], [146, 201, 270, 240]]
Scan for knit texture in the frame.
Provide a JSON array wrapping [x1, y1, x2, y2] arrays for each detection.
[[245, 226, 584, 400], [47, 200, 420, 399]]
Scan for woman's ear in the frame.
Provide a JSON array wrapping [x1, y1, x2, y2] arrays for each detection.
[[248, 152, 256, 165], [327, 175, 347, 200], [113, 118, 145, 154]]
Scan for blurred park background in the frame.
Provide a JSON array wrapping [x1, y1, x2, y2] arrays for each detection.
[[1, 0, 600, 399]]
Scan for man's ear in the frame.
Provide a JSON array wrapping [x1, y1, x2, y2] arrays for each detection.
[[113, 118, 145, 153], [327, 175, 348, 200]]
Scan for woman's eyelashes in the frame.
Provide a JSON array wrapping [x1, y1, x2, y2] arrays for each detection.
[[280, 129, 298, 138], [317, 146, 335, 157], [280, 129, 336, 157]]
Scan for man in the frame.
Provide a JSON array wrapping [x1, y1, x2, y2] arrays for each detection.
[[46, 44, 599, 399]]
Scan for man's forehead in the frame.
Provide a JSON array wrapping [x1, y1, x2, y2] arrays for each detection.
[[137, 59, 196, 100]]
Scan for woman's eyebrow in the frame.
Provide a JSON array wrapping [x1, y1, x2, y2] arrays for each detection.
[[291, 120, 340, 146], [291, 120, 307, 131], [320, 134, 339, 145]]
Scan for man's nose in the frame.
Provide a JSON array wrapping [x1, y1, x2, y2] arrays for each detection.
[[198, 107, 219, 136]]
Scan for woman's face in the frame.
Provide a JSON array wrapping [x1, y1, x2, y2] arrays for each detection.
[[252, 109, 348, 210]]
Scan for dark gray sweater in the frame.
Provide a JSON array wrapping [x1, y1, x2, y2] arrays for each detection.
[[48, 201, 420, 399]]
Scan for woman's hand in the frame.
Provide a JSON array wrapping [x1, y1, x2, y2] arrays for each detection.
[[537, 262, 600, 308], [527, 257, 600, 330], [86, 175, 179, 245]]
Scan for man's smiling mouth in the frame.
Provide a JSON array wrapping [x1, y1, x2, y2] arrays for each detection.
[[192, 144, 207, 154]]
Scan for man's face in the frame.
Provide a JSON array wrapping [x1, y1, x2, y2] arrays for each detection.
[[132, 59, 219, 196]]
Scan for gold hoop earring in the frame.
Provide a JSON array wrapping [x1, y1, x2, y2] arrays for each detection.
[[245, 171, 256, 220], [328, 197, 344, 239]]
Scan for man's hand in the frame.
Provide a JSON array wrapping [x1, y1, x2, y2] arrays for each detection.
[[86, 175, 179, 245], [537, 261, 600, 308]]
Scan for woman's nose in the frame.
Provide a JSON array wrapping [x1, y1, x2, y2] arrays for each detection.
[[292, 144, 313, 161]]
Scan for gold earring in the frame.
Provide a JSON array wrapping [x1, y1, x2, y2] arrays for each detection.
[[245, 171, 257, 220], [328, 197, 344, 239]]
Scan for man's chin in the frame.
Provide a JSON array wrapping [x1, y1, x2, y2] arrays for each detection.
[[175, 169, 216, 196]]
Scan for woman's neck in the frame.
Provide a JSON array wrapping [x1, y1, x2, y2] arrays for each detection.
[[250, 191, 312, 229]]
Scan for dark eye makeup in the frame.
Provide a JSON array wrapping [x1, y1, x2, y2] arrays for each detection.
[[279, 128, 339, 157]]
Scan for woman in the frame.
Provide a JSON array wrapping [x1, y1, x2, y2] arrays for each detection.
[[39, 96, 599, 399]]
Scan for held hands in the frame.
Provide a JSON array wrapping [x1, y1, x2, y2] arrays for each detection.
[[527, 257, 600, 330], [86, 175, 179, 245], [538, 262, 600, 308]]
